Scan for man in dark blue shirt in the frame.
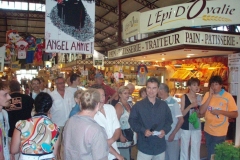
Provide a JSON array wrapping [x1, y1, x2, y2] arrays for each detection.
[[129, 77, 173, 160]]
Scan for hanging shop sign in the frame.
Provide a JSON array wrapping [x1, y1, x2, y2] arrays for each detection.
[[45, 0, 95, 53], [122, 12, 141, 40], [93, 50, 105, 67], [122, 0, 240, 39], [108, 29, 240, 59]]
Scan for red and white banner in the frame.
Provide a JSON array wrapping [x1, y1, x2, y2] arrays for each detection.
[[45, 0, 95, 53]]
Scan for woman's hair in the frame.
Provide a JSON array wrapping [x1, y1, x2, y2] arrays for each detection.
[[34, 92, 53, 113], [80, 89, 100, 110], [139, 87, 146, 97], [118, 86, 129, 95], [74, 89, 83, 98], [187, 77, 200, 86], [9, 80, 21, 92]]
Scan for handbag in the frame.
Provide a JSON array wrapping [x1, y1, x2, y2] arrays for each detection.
[[122, 128, 134, 141]]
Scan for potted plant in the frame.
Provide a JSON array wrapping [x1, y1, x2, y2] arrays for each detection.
[[213, 142, 240, 160]]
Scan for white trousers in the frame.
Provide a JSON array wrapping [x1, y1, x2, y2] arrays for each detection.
[[19, 153, 55, 160], [180, 129, 201, 160], [137, 150, 165, 160]]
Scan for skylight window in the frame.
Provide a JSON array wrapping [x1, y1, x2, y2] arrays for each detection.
[[29, 3, 36, 11], [0, 1, 45, 12], [22, 2, 28, 10], [14, 2, 21, 10]]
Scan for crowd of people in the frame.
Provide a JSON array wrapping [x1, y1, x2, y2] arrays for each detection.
[[0, 74, 238, 160]]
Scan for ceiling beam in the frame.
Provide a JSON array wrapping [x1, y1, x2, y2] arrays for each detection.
[[134, 0, 159, 9], [95, 0, 128, 18], [0, 9, 45, 19], [0, 25, 44, 28], [0, 31, 44, 34], [95, 38, 116, 49], [95, 0, 128, 34], [95, 15, 118, 29], [95, 28, 117, 41]]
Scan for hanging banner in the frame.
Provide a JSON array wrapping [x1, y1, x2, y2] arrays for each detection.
[[135, 0, 240, 34], [0, 46, 6, 72], [122, 12, 141, 40], [93, 50, 104, 67], [45, 0, 95, 53]]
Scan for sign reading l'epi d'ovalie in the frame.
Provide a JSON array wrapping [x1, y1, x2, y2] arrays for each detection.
[[122, 0, 240, 40]]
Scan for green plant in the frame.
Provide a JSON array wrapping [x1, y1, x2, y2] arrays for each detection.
[[214, 142, 240, 160]]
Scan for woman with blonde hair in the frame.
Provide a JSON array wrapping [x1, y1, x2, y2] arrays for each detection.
[[115, 86, 135, 159], [69, 89, 83, 117], [63, 89, 109, 160]]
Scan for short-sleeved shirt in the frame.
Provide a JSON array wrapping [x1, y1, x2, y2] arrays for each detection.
[[16, 40, 28, 59], [164, 96, 183, 140], [102, 83, 116, 103], [15, 114, 59, 154], [94, 104, 120, 160], [63, 115, 109, 160], [69, 104, 80, 118], [50, 89, 73, 127], [7, 92, 34, 137], [202, 89, 238, 136]]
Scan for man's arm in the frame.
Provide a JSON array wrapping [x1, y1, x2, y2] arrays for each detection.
[[210, 110, 238, 118], [168, 116, 184, 142], [107, 128, 121, 146], [109, 146, 124, 160], [199, 89, 214, 115], [108, 92, 118, 104]]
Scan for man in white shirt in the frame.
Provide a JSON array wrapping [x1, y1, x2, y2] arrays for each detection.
[[158, 83, 184, 160], [91, 84, 124, 160], [39, 77, 50, 93], [65, 73, 80, 108], [50, 77, 72, 127], [50, 77, 72, 159], [30, 78, 41, 100]]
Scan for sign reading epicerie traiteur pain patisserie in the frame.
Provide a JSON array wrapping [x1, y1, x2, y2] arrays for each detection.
[[45, 0, 95, 53], [122, 0, 240, 39], [108, 30, 240, 59]]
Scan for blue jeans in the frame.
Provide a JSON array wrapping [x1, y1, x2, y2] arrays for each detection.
[[204, 132, 226, 160]]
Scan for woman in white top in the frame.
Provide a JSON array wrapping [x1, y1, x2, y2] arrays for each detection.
[[115, 86, 133, 147]]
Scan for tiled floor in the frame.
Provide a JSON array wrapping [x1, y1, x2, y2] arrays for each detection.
[[130, 143, 207, 160]]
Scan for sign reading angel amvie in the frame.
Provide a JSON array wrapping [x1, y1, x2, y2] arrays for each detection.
[[45, 0, 95, 54]]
